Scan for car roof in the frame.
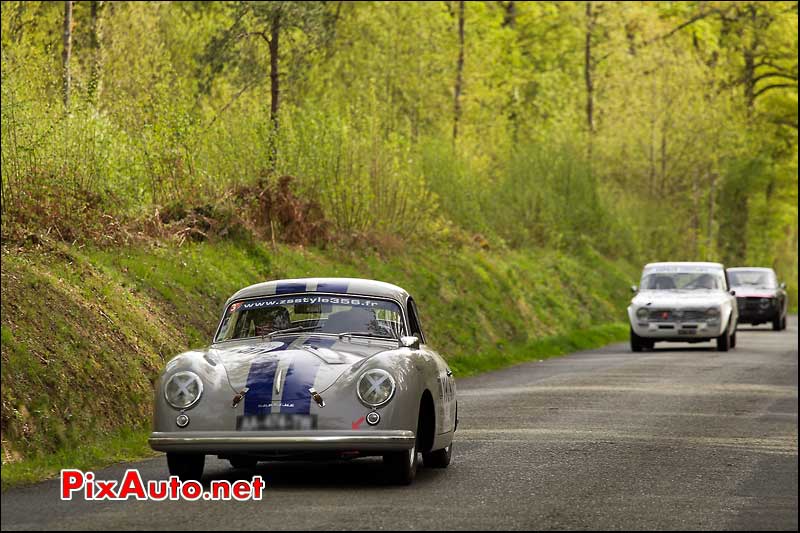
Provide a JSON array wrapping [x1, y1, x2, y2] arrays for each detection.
[[643, 261, 725, 270], [225, 277, 410, 306], [726, 267, 775, 272]]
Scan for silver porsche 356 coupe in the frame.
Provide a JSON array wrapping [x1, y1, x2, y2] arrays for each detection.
[[149, 278, 457, 485], [628, 262, 738, 352]]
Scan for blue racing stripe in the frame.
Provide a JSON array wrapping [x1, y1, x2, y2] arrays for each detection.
[[243, 357, 278, 416], [316, 281, 350, 293], [281, 353, 323, 414], [276, 282, 308, 295]]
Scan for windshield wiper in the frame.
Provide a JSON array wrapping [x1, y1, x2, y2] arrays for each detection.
[[338, 331, 395, 341], [264, 325, 321, 339]]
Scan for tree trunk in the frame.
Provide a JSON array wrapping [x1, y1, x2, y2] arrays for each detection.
[[10, 2, 27, 43], [504, 1, 518, 141], [62, 1, 73, 110], [742, 4, 759, 113], [453, 0, 465, 146], [648, 118, 655, 197], [706, 173, 716, 260], [584, 2, 595, 162], [660, 118, 668, 196], [743, 47, 755, 112], [88, 1, 104, 105], [691, 175, 700, 256], [502, 1, 516, 28], [717, 177, 749, 265], [268, 10, 281, 166]]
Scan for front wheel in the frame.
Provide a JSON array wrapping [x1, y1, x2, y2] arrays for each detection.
[[630, 327, 653, 352], [772, 317, 781, 331], [383, 441, 418, 485], [730, 330, 737, 348], [167, 453, 205, 481], [423, 442, 453, 468], [716, 323, 731, 352], [631, 328, 644, 352]]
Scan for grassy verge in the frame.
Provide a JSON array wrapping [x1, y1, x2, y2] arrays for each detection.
[[448, 322, 629, 377], [1, 238, 637, 488], [1, 427, 155, 489]]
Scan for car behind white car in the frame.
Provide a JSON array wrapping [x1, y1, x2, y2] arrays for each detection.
[[627, 262, 738, 352]]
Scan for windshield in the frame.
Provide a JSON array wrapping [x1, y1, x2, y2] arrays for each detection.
[[728, 269, 777, 289], [640, 268, 727, 291], [215, 294, 405, 342]]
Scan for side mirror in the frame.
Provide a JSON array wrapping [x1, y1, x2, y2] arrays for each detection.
[[780, 282, 786, 289], [730, 290, 736, 296], [630, 285, 638, 293], [400, 336, 420, 350]]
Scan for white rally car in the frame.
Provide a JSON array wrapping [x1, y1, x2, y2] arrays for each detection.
[[627, 262, 738, 352]]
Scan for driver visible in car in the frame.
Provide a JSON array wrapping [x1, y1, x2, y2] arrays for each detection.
[[651, 276, 676, 290], [249, 307, 292, 336], [691, 274, 717, 290]]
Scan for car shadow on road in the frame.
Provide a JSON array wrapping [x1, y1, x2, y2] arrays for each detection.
[[200, 458, 440, 490], [646, 346, 717, 352]]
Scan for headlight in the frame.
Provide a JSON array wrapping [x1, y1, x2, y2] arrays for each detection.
[[636, 308, 649, 319], [357, 369, 396, 407], [705, 307, 720, 320], [164, 371, 203, 409]]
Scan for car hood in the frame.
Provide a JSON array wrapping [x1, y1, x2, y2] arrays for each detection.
[[731, 287, 778, 298], [208, 334, 394, 394], [632, 290, 730, 308]]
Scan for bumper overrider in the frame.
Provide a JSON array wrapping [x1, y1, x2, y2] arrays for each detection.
[[149, 430, 416, 454]]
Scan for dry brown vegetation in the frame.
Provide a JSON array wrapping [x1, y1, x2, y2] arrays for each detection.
[[1, 174, 335, 250]]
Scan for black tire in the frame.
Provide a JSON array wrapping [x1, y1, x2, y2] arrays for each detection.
[[384, 408, 423, 485], [630, 327, 644, 352], [229, 456, 258, 470], [782, 316, 787, 330], [730, 330, 736, 348], [423, 442, 453, 468], [166, 453, 205, 481], [716, 323, 731, 352], [772, 317, 781, 331], [383, 441, 418, 485]]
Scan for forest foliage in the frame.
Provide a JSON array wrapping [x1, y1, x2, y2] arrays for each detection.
[[1, 1, 797, 289]]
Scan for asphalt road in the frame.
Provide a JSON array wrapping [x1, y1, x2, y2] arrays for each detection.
[[2, 318, 797, 530]]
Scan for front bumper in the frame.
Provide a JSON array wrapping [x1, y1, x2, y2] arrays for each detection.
[[737, 300, 778, 323], [630, 320, 724, 339], [149, 430, 415, 454], [738, 310, 777, 323]]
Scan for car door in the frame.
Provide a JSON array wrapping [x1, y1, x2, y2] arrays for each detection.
[[723, 268, 738, 328], [407, 297, 456, 435]]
